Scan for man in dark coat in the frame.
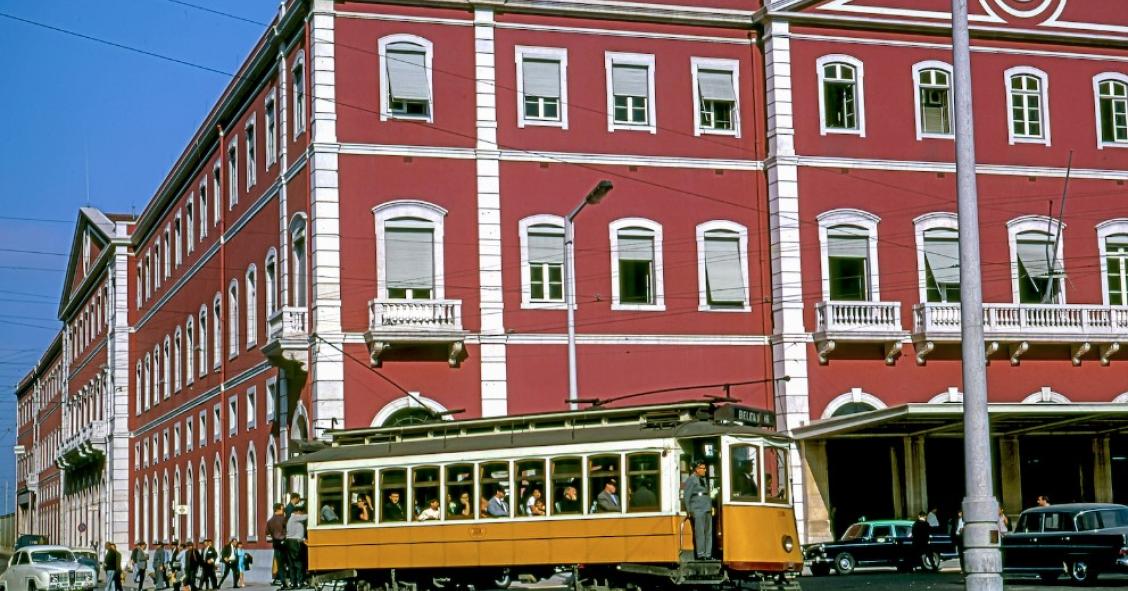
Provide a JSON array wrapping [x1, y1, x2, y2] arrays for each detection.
[[911, 511, 932, 570], [199, 540, 219, 590], [151, 542, 168, 591], [683, 461, 714, 560], [183, 542, 201, 591], [216, 539, 236, 588], [104, 542, 123, 591]]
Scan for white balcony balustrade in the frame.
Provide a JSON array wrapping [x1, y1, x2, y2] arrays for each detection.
[[262, 306, 310, 376], [366, 298, 466, 367], [912, 302, 1127, 365], [814, 301, 907, 364], [56, 420, 108, 470]]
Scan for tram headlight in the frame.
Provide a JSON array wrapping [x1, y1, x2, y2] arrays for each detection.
[[782, 535, 795, 553]]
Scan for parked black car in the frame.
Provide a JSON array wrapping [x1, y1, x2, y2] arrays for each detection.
[[14, 534, 48, 550], [1003, 503, 1128, 585], [802, 519, 958, 576]]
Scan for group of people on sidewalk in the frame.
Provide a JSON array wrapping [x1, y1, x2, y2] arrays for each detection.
[[265, 494, 310, 590], [100, 538, 253, 591]]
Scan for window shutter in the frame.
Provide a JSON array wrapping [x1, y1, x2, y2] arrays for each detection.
[[386, 43, 430, 101], [698, 70, 736, 101], [1017, 240, 1061, 279], [704, 236, 744, 303], [827, 228, 869, 260], [528, 231, 564, 264], [923, 239, 960, 285], [618, 234, 654, 262], [612, 64, 649, 98], [522, 59, 561, 99], [386, 226, 434, 290]]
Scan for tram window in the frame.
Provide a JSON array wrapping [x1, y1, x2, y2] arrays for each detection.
[[764, 447, 789, 504], [589, 454, 622, 513], [348, 470, 376, 523], [380, 468, 408, 522], [516, 459, 547, 517], [446, 463, 474, 520], [413, 466, 442, 521], [626, 452, 661, 513], [551, 457, 583, 515], [317, 471, 344, 525], [480, 461, 512, 518], [730, 445, 761, 502]]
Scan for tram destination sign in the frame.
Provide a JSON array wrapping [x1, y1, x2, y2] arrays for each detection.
[[713, 404, 776, 429]]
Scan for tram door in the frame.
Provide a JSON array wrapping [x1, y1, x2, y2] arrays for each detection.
[[679, 437, 724, 560]]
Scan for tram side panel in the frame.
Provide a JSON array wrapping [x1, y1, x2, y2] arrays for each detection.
[[721, 505, 803, 572]]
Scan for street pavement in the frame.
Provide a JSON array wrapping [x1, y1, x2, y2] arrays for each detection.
[[798, 569, 1128, 590]]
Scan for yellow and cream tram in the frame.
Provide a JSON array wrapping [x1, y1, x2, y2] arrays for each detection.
[[284, 402, 802, 591]]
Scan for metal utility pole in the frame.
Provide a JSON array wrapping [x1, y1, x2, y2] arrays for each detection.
[[565, 180, 614, 411], [951, 1, 1003, 588]]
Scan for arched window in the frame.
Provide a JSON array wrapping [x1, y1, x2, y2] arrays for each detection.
[[817, 55, 865, 135], [228, 451, 240, 539], [379, 35, 434, 121], [696, 221, 750, 310], [610, 218, 665, 310], [185, 317, 195, 383], [213, 294, 223, 368], [246, 445, 258, 539], [818, 209, 882, 302], [290, 216, 308, 307], [246, 265, 258, 348], [143, 354, 151, 411], [134, 481, 141, 542], [266, 439, 277, 513], [1096, 75, 1128, 146], [914, 213, 960, 304], [1008, 216, 1064, 304], [198, 305, 209, 377], [198, 461, 208, 540], [162, 337, 171, 399], [228, 280, 240, 358], [374, 201, 447, 301], [162, 471, 171, 541], [173, 328, 183, 392], [1097, 220, 1128, 306], [186, 464, 195, 542], [213, 456, 222, 541], [151, 476, 160, 544], [265, 249, 278, 317], [135, 361, 143, 415], [913, 61, 953, 139], [822, 388, 886, 419], [152, 344, 161, 406], [518, 215, 567, 309], [1006, 67, 1050, 145]]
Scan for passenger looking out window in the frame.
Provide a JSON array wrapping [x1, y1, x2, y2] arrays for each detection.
[[627, 452, 661, 512], [588, 455, 621, 513], [383, 492, 406, 522], [349, 471, 375, 523], [446, 464, 473, 519], [595, 479, 621, 513], [317, 472, 343, 525], [551, 457, 583, 514], [417, 498, 442, 521], [480, 462, 510, 518], [517, 459, 547, 516], [486, 488, 510, 518], [764, 447, 789, 504], [380, 468, 407, 522], [730, 445, 761, 502], [413, 466, 440, 520]]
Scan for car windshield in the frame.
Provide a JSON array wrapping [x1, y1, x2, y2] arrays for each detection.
[[1077, 508, 1128, 531], [74, 552, 95, 559], [842, 523, 868, 540], [31, 550, 76, 563]]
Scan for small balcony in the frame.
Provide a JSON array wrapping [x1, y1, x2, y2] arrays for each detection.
[[365, 298, 466, 367], [913, 302, 1128, 365], [814, 301, 907, 365], [55, 420, 108, 470], [261, 306, 310, 376]]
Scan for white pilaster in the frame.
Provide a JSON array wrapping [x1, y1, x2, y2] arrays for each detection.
[[108, 228, 132, 547], [474, 8, 508, 417], [308, 0, 345, 436], [764, 19, 814, 542]]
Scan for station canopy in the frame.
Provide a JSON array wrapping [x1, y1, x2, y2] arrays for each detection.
[[793, 403, 1128, 440]]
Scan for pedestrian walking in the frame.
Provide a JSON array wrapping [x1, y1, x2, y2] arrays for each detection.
[[233, 542, 246, 588], [200, 540, 219, 590], [151, 542, 168, 590], [911, 511, 932, 571], [104, 542, 123, 591], [284, 505, 308, 589], [997, 507, 1010, 534], [216, 539, 236, 588], [181, 542, 200, 591], [130, 542, 149, 590], [926, 507, 940, 529], [265, 503, 288, 587], [682, 461, 713, 560], [951, 511, 965, 574]]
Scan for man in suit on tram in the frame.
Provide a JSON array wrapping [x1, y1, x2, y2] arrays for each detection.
[[684, 461, 714, 560]]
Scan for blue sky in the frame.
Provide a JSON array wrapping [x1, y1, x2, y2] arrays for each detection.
[[0, 0, 280, 510]]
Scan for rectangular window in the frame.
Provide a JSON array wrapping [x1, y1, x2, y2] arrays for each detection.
[[617, 234, 655, 305], [227, 142, 239, 208], [199, 411, 207, 447], [827, 228, 870, 301], [265, 94, 277, 165], [528, 229, 564, 302], [186, 201, 195, 253], [212, 165, 221, 226], [1016, 235, 1062, 304], [199, 182, 208, 239], [174, 214, 183, 267], [213, 404, 221, 441], [174, 423, 181, 456], [611, 64, 650, 125], [266, 378, 277, 422], [696, 66, 737, 133], [521, 57, 562, 123], [246, 387, 257, 430], [1107, 237, 1128, 306], [1099, 80, 1128, 144], [385, 42, 431, 118], [186, 419, 194, 452], [386, 225, 435, 300], [245, 119, 257, 188], [228, 397, 237, 435], [293, 59, 306, 136], [923, 229, 961, 303], [163, 232, 171, 278], [626, 452, 661, 512], [703, 233, 745, 307]]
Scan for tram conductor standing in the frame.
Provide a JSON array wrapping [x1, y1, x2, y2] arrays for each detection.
[[684, 461, 713, 560]]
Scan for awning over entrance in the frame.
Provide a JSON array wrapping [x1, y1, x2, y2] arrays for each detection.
[[792, 403, 1128, 440]]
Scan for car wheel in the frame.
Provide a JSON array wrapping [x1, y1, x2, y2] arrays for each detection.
[[809, 564, 830, 577], [27, 581, 36, 591], [923, 552, 942, 572], [1068, 560, 1098, 585], [833, 553, 856, 576]]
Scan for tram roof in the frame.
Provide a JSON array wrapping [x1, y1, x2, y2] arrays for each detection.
[[282, 402, 785, 468]]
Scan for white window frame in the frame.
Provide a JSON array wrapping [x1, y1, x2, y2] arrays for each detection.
[[372, 200, 447, 300], [213, 293, 223, 369], [1005, 66, 1051, 146], [292, 52, 306, 138], [198, 181, 209, 240], [265, 248, 278, 317], [198, 304, 209, 378], [186, 199, 195, 254], [212, 164, 222, 226], [227, 139, 239, 209], [1096, 219, 1128, 306], [378, 35, 434, 123], [162, 337, 171, 399], [816, 208, 882, 301], [174, 423, 181, 457], [162, 229, 171, 278], [518, 214, 572, 310], [691, 57, 741, 138], [186, 418, 194, 452], [199, 410, 207, 447], [515, 46, 568, 130], [173, 328, 183, 393], [816, 54, 866, 137], [185, 316, 195, 385], [1006, 215, 1066, 304], [246, 387, 257, 430], [228, 279, 240, 359], [609, 217, 665, 311], [913, 212, 959, 304], [266, 376, 277, 422], [605, 52, 657, 134], [265, 90, 278, 166], [174, 212, 183, 267], [228, 396, 238, 436], [213, 403, 222, 442], [912, 60, 954, 141], [696, 220, 750, 311], [1093, 73, 1128, 150], [245, 114, 257, 189], [246, 264, 258, 349]]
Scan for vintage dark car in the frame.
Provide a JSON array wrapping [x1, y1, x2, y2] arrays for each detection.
[[802, 519, 958, 576], [1002, 503, 1128, 585]]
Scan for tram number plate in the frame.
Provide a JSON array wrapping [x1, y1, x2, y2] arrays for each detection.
[[468, 527, 486, 538]]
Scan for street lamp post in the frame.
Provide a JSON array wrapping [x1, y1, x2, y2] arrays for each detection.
[[566, 180, 614, 411]]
